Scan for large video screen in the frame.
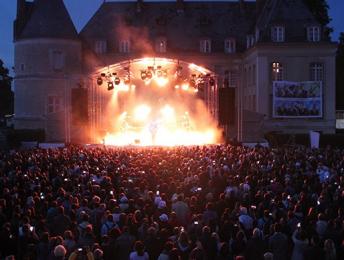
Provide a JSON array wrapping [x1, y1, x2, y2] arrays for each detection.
[[273, 81, 322, 118]]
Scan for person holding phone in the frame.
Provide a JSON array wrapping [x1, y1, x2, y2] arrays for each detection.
[[291, 226, 309, 260]]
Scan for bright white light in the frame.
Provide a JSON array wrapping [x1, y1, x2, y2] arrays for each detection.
[[134, 104, 151, 121], [182, 84, 189, 91], [161, 105, 175, 119], [155, 77, 169, 87]]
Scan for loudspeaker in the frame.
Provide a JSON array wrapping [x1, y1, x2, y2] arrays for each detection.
[[218, 88, 235, 125], [71, 88, 88, 124]]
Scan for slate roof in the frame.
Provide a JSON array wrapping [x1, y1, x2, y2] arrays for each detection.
[[256, 0, 321, 42], [80, 1, 257, 53], [19, 0, 78, 40]]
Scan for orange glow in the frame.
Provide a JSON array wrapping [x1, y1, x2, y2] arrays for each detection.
[[96, 58, 221, 146], [103, 103, 218, 146]]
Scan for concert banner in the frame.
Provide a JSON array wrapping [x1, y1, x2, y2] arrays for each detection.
[[273, 81, 322, 118]]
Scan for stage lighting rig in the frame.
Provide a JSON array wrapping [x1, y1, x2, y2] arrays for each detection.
[[141, 70, 147, 80], [209, 77, 215, 87], [107, 81, 114, 91], [146, 70, 153, 80], [97, 77, 103, 86]]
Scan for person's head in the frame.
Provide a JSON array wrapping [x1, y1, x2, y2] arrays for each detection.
[[264, 252, 274, 260], [106, 214, 114, 222], [94, 248, 104, 260], [169, 248, 181, 260], [40, 232, 49, 243], [236, 230, 245, 241], [63, 230, 73, 240], [273, 223, 282, 233], [57, 206, 64, 215], [252, 228, 261, 239], [219, 242, 230, 256], [324, 239, 336, 252], [163, 241, 174, 253], [53, 245, 67, 258], [134, 240, 145, 256]]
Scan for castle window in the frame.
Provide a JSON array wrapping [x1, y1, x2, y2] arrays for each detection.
[[20, 63, 25, 72], [246, 35, 255, 48], [200, 39, 211, 53], [95, 40, 107, 54], [155, 38, 167, 53], [307, 26, 320, 42], [271, 26, 285, 42], [47, 96, 62, 114], [272, 62, 284, 81], [224, 39, 236, 54], [310, 63, 324, 81], [52, 50, 64, 71], [119, 40, 130, 53]]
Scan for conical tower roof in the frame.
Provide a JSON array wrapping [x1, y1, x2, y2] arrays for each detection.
[[19, 0, 78, 40]]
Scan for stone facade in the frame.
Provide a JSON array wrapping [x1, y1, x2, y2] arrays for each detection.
[[13, 0, 337, 142]]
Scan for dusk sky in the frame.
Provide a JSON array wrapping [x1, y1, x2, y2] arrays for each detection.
[[0, 0, 343, 70]]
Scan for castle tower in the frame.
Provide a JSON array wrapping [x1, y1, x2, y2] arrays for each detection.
[[13, 0, 81, 142]]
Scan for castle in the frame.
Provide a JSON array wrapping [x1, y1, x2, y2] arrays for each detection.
[[13, 0, 337, 143]]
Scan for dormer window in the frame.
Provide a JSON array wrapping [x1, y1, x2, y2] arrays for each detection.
[[224, 39, 236, 54], [119, 40, 130, 53], [200, 39, 211, 53], [246, 35, 255, 48], [95, 40, 107, 54], [307, 26, 320, 42], [155, 38, 167, 53], [271, 26, 285, 42]]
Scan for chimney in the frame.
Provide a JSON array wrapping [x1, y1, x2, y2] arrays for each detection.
[[136, 0, 143, 13], [256, 0, 266, 15], [176, 0, 184, 14]]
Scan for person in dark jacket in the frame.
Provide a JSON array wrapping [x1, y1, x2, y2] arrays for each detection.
[[268, 223, 289, 260], [245, 228, 266, 260]]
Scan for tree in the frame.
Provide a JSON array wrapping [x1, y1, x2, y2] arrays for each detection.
[[302, 0, 333, 37], [0, 59, 14, 117], [336, 33, 344, 110]]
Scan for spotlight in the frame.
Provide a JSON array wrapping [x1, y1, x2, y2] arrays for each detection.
[[181, 83, 189, 91], [141, 70, 147, 80], [124, 77, 130, 85], [146, 70, 153, 79], [114, 77, 121, 85], [107, 82, 114, 91], [209, 77, 215, 86], [97, 77, 103, 86], [157, 70, 163, 78]]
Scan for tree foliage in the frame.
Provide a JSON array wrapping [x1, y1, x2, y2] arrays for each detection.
[[0, 59, 14, 117], [336, 33, 344, 110], [302, 0, 333, 37]]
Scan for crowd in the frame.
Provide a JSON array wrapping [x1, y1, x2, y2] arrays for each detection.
[[0, 144, 343, 260]]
